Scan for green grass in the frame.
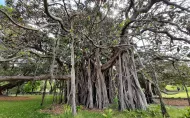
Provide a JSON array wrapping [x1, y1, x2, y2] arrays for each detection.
[[53, 105, 188, 118], [53, 110, 104, 118], [165, 85, 190, 91], [0, 95, 189, 118], [163, 85, 190, 98], [0, 95, 52, 118], [162, 91, 190, 98]]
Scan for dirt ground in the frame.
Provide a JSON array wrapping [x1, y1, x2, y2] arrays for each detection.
[[40, 104, 64, 114], [0, 96, 189, 106], [154, 98, 189, 106], [0, 95, 33, 101]]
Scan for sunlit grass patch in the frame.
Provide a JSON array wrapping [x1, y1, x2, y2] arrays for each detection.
[[0, 95, 52, 118]]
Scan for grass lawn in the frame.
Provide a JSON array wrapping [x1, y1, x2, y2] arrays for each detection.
[[0, 95, 189, 118], [162, 85, 190, 98], [165, 85, 190, 91], [162, 91, 190, 98], [0, 95, 52, 118]]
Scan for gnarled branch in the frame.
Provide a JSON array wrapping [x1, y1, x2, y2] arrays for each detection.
[[43, 0, 69, 32]]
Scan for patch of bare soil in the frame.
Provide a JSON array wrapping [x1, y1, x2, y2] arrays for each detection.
[[40, 104, 64, 115], [0, 96, 33, 101], [154, 98, 189, 106], [164, 99, 189, 106]]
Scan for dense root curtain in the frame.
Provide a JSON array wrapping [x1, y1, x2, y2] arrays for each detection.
[[117, 48, 147, 110], [95, 49, 109, 109]]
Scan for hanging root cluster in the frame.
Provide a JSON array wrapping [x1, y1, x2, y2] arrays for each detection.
[[63, 47, 147, 110]]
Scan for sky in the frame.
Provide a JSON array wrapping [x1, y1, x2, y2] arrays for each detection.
[[0, 0, 5, 5]]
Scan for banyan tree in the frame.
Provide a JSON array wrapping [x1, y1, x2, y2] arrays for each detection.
[[0, 0, 190, 116]]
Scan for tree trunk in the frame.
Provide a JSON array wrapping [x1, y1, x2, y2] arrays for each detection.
[[95, 49, 109, 109], [145, 80, 154, 104], [141, 72, 154, 104], [105, 68, 115, 104], [151, 69, 169, 118], [0, 89, 3, 95], [117, 49, 147, 110], [118, 54, 125, 110], [15, 83, 20, 97], [87, 59, 93, 108], [41, 80, 47, 106], [71, 37, 77, 115], [52, 80, 58, 104], [66, 80, 71, 104], [59, 81, 64, 104]]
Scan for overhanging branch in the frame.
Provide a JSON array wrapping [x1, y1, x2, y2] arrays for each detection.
[[0, 75, 70, 82]]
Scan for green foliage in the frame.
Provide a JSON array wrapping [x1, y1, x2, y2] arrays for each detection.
[[119, 18, 131, 28], [64, 104, 72, 117], [18, 51, 30, 56], [76, 105, 83, 112], [154, 62, 190, 87], [112, 39, 118, 45], [23, 81, 41, 92], [102, 109, 113, 118], [0, 5, 15, 13], [170, 5, 175, 9], [0, 5, 4, 8], [180, 107, 190, 118]]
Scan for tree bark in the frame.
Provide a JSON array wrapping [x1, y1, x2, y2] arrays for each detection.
[[41, 80, 47, 106], [117, 49, 147, 110], [0, 89, 3, 95], [151, 69, 169, 118], [141, 72, 154, 104], [95, 49, 109, 109], [118, 54, 125, 110], [71, 37, 77, 115], [87, 59, 93, 108]]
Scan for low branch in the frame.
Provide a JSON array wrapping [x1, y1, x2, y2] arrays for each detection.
[[0, 75, 70, 82], [101, 50, 123, 71], [0, 56, 22, 62]]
